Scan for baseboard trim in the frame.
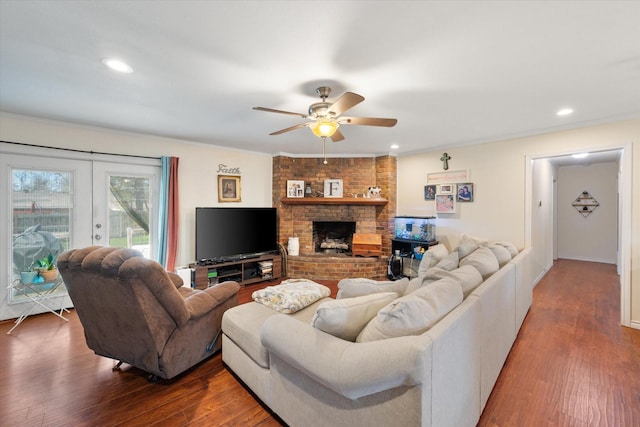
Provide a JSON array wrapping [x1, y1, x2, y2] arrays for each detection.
[[628, 320, 640, 331]]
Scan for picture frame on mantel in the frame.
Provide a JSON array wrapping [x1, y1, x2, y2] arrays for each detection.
[[218, 175, 241, 202], [324, 179, 343, 198], [286, 180, 305, 198]]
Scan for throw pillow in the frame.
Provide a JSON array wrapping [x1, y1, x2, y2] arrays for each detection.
[[494, 241, 519, 258], [434, 251, 459, 271], [356, 277, 463, 342], [459, 246, 499, 280], [416, 243, 449, 277], [252, 279, 331, 314], [459, 233, 489, 247], [311, 292, 399, 341], [454, 242, 478, 260], [428, 243, 450, 260], [487, 244, 512, 267], [336, 277, 409, 299]]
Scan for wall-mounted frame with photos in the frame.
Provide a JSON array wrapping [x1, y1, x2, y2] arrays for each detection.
[[457, 183, 474, 202], [438, 184, 456, 195], [436, 194, 456, 214], [424, 184, 436, 200]]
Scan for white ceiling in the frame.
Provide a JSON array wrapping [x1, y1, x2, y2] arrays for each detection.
[[1, 1, 639, 158]]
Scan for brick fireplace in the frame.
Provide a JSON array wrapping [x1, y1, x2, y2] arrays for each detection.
[[272, 156, 396, 280]]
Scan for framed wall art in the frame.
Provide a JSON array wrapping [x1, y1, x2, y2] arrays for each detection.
[[457, 183, 474, 202], [287, 180, 305, 198], [438, 184, 455, 195], [424, 185, 436, 200], [436, 194, 456, 214], [218, 175, 241, 202]]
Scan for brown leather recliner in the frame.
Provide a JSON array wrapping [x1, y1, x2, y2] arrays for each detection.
[[58, 246, 239, 380]]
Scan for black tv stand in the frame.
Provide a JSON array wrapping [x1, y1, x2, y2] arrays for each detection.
[[190, 253, 281, 289]]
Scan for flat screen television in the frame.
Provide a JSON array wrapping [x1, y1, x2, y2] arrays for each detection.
[[195, 207, 278, 262]]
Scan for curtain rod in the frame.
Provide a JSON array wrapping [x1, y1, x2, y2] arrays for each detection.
[[1, 140, 161, 160]]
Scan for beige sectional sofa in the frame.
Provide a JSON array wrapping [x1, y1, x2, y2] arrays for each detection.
[[222, 240, 535, 427]]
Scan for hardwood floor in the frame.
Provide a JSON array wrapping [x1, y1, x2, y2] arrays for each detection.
[[1, 260, 638, 426]]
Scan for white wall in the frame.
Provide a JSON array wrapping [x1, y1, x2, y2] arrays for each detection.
[[0, 113, 273, 267], [556, 162, 618, 264], [397, 117, 639, 325], [531, 158, 556, 276]]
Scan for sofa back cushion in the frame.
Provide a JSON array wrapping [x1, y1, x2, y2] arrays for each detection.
[[459, 246, 500, 280], [336, 277, 409, 299], [407, 251, 459, 294], [424, 265, 484, 298], [487, 244, 513, 267], [357, 277, 463, 342], [311, 292, 399, 341]]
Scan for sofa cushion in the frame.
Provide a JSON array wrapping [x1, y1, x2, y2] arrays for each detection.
[[416, 243, 449, 277], [494, 240, 519, 258], [487, 244, 512, 267], [222, 298, 328, 368], [336, 277, 409, 299], [459, 247, 500, 280], [406, 251, 459, 294], [311, 292, 399, 341], [459, 233, 489, 247], [424, 265, 483, 298], [454, 242, 478, 259], [357, 277, 463, 342]]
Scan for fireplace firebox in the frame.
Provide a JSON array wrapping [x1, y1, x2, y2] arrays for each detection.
[[313, 221, 356, 254]]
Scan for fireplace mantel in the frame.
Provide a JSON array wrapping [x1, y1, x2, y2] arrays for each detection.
[[280, 197, 388, 206]]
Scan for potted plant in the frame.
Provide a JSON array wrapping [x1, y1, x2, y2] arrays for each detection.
[[35, 253, 58, 282], [20, 262, 38, 285]]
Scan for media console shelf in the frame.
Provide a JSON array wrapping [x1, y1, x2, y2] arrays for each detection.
[[190, 254, 282, 289]]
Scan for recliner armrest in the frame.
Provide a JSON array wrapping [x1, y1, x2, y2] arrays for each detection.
[[167, 272, 184, 289], [261, 314, 432, 400], [183, 281, 240, 320]]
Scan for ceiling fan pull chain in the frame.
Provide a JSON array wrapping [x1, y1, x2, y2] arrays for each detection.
[[322, 137, 328, 164]]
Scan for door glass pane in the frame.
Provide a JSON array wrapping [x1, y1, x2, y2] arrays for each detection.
[[11, 169, 72, 302], [108, 175, 151, 257]]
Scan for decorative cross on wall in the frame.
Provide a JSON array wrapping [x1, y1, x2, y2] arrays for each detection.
[[440, 152, 451, 170]]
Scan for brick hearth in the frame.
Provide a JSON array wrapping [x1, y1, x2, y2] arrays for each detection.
[[273, 155, 396, 280]]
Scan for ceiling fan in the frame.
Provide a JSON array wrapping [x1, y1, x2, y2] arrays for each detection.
[[253, 86, 397, 143]]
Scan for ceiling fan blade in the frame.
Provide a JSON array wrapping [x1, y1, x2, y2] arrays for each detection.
[[339, 116, 398, 127], [328, 92, 365, 116], [269, 122, 309, 135], [254, 106, 307, 118], [330, 129, 345, 142]]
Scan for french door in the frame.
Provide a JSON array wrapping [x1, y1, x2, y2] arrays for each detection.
[[0, 147, 160, 321]]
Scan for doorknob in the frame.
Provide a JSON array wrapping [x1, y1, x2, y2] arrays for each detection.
[[94, 234, 102, 240], [95, 224, 102, 229]]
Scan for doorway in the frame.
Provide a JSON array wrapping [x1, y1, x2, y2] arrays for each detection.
[[526, 146, 631, 327], [0, 146, 160, 321]]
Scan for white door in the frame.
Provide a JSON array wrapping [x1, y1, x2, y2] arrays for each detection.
[[92, 161, 159, 259], [1, 151, 160, 321], [0, 154, 93, 320]]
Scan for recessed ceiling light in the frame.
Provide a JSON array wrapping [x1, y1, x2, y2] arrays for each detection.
[[556, 108, 573, 116], [572, 152, 589, 159], [390, 144, 399, 149], [101, 58, 133, 74]]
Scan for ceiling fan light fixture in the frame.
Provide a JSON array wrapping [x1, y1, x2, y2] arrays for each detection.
[[311, 119, 339, 138]]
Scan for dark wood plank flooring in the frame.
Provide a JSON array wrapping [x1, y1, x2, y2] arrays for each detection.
[[1, 260, 638, 426]]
